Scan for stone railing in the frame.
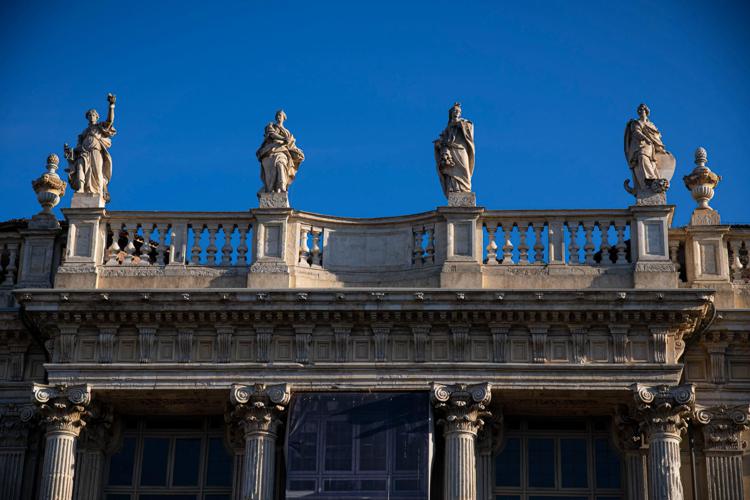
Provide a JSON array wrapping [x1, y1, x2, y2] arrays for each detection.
[[0, 236, 21, 307], [727, 226, 749, 282]]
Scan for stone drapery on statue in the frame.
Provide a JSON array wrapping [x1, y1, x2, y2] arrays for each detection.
[[64, 93, 116, 203], [623, 103, 675, 204], [434, 103, 475, 199], [256, 110, 305, 194]]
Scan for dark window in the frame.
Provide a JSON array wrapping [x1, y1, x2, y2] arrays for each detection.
[[108, 437, 136, 486], [528, 438, 555, 487], [495, 437, 521, 487], [595, 438, 622, 489], [560, 438, 588, 488], [140, 438, 169, 486]]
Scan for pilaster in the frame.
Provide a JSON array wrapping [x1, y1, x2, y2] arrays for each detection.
[[694, 404, 750, 500], [227, 383, 290, 500], [0, 404, 35, 500], [72, 404, 115, 500], [32, 384, 92, 500], [631, 383, 695, 500], [431, 382, 492, 500]]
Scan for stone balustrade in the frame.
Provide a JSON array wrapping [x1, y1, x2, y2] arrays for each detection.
[[727, 227, 749, 282]]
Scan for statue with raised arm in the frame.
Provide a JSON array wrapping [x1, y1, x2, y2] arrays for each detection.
[[64, 93, 117, 204], [623, 103, 675, 204], [256, 110, 305, 195], [434, 103, 475, 205]]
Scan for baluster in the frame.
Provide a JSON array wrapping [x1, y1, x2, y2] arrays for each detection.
[[221, 224, 234, 266], [500, 222, 514, 265], [729, 240, 743, 281], [669, 239, 681, 274], [615, 221, 627, 264], [155, 224, 168, 266], [583, 221, 596, 265], [2, 243, 18, 285], [533, 223, 545, 265], [568, 221, 580, 265], [205, 224, 219, 265], [105, 224, 121, 265], [425, 226, 435, 264], [413, 226, 424, 266], [122, 223, 136, 265], [485, 223, 498, 265], [299, 226, 310, 265], [311, 228, 322, 266], [190, 224, 203, 265], [599, 221, 612, 265], [237, 224, 250, 266], [517, 222, 530, 265], [138, 224, 152, 265]]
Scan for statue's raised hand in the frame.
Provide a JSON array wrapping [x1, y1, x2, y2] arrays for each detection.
[[107, 93, 116, 105]]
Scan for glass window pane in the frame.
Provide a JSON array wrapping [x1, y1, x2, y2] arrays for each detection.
[[528, 438, 555, 487], [394, 425, 423, 471], [139, 496, 197, 500], [359, 422, 386, 471], [107, 436, 136, 486], [529, 497, 587, 500], [595, 438, 622, 489], [172, 438, 201, 486], [324, 419, 353, 471], [205, 437, 233, 487], [495, 437, 521, 487], [496, 497, 520, 500], [105, 495, 130, 500], [205, 496, 231, 500], [561, 438, 588, 488], [140, 437, 169, 486], [288, 421, 318, 471]]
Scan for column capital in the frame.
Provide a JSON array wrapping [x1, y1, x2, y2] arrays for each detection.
[[0, 403, 36, 447], [32, 383, 92, 436], [227, 383, 290, 437], [431, 382, 492, 436], [630, 383, 695, 437], [695, 404, 750, 453]]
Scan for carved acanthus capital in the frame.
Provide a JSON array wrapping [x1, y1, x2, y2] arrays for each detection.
[[431, 382, 492, 436], [32, 383, 92, 436], [0, 403, 37, 447], [630, 383, 695, 438], [613, 405, 646, 453], [77, 403, 118, 453], [695, 404, 750, 453], [227, 383, 290, 437]]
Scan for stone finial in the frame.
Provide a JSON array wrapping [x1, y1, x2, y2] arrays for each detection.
[[431, 382, 492, 435], [227, 383, 290, 436], [684, 146, 722, 225], [31, 154, 67, 216], [695, 404, 749, 452], [31, 383, 92, 435]]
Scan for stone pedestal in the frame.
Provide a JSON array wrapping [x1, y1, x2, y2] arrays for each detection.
[[257, 192, 290, 209], [447, 191, 476, 207], [695, 405, 749, 500], [70, 192, 106, 208], [227, 383, 290, 500], [56, 208, 107, 288], [438, 206, 483, 288], [630, 205, 678, 288], [631, 384, 695, 500], [32, 384, 92, 500], [431, 383, 491, 500], [248, 208, 293, 288]]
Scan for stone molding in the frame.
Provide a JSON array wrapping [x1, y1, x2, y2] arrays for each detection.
[[227, 383, 291, 436], [32, 384, 92, 436], [431, 382, 492, 436], [631, 383, 695, 436], [695, 404, 750, 453]]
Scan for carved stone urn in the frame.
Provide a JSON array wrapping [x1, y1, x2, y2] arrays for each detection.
[[31, 154, 67, 214], [684, 147, 721, 210]]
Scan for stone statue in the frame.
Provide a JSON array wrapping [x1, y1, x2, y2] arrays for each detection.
[[623, 103, 675, 204], [434, 103, 475, 204], [256, 110, 305, 194], [64, 93, 117, 204]]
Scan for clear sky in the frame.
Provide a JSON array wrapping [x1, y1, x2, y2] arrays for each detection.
[[1, 1, 748, 226]]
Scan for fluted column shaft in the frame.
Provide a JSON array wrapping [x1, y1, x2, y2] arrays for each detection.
[[705, 453, 744, 500], [0, 449, 26, 499], [623, 450, 647, 500], [40, 429, 78, 500], [647, 431, 683, 500], [445, 429, 476, 499], [73, 448, 106, 500], [242, 430, 276, 500], [696, 404, 749, 500]]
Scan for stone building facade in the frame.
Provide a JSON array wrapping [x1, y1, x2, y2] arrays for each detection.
[[0, 105, 749, 500]]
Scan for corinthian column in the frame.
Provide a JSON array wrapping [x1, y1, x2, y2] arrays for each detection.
[[73, 404, 115, 500], [227, 383, 290, 500], [32, 383, 92, 500], [631, 383, 694, 500], [695, 404, 750, 500], [431, 383, 492, 500]]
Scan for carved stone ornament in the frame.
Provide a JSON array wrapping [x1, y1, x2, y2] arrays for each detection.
[[256, 109, 305, 201], [227, 383, 291, 436], [630, 383, 695, 436], [32, 383, 92, 435], [31, 154, 67, 216], [695, 404, 750, 452], [623, 103, 676, 205], [431, 382, 492, 436], [0, 403, 37, 447], [684, 147, 722, 225], [434, 103, 476, 206], [64, 93, 116, 206], [77, 403, 117, 453]]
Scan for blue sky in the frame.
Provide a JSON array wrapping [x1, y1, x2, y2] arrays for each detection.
[[1, 1, 748, 226]]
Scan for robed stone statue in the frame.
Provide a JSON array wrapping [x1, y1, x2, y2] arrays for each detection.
[[434, 103, 475, 204], [64, 93, 117, 204], [256, 110, 305, 194], [623, 103, 675, 204]]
